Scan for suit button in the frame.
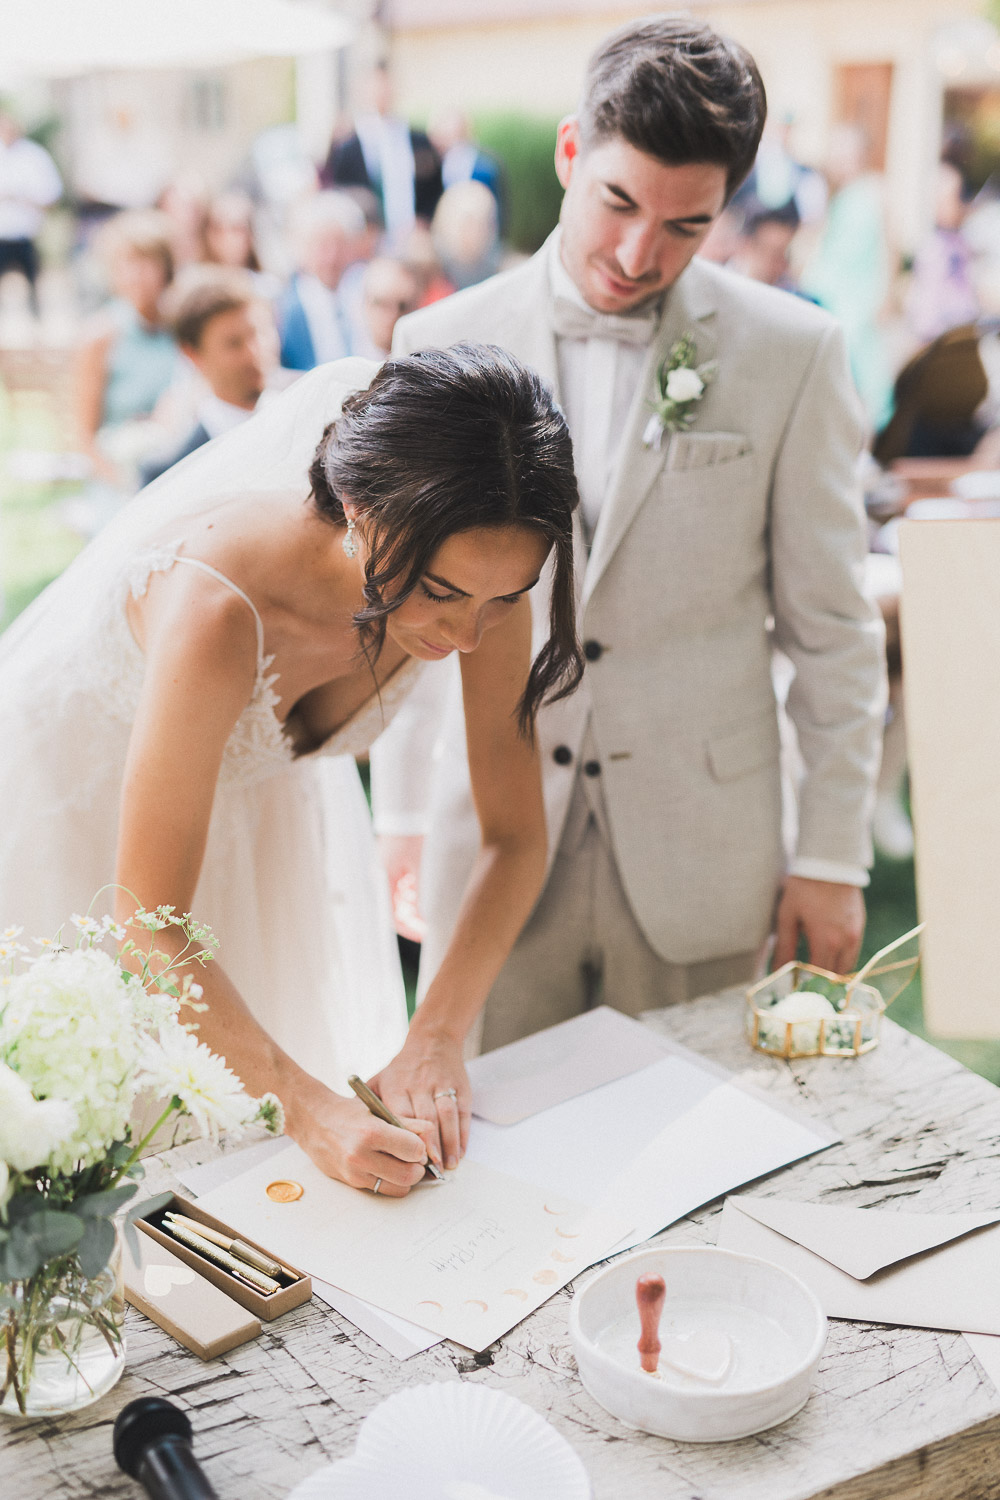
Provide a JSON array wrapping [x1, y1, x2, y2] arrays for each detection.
[[583, 639, 603, 662], [583, 759, 601, 777], [552, 745, 573, 766]]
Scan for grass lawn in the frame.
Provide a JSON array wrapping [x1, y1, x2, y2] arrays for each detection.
[[3, 384, 996, 1083]]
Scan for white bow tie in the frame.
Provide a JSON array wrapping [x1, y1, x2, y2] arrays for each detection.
[[551, 293, 659, 347]]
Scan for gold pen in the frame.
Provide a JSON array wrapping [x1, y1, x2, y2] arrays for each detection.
[[347, 1074, 446, 1181], [163, 1212, 296, 1283], [163, 1218, 282, 1294]]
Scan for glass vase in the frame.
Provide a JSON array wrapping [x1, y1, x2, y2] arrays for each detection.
[[1, 1224, 125, 1418]]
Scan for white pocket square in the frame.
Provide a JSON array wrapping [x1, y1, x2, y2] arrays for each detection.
[[666, 431, 753, 473]]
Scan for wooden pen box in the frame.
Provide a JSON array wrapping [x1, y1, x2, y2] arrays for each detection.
[[137, 1193, 312, 1321]]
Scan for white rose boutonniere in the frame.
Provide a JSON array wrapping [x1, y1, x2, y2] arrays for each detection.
[[643, 332, 718, 450]]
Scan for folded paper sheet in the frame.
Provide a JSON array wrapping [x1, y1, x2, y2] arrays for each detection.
[[718, 1197, 1000, 1335], [199, 1144, 599, 1352]]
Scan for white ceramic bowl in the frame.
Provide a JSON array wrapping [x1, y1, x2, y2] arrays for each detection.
[[569, 1246, 826, 1443]]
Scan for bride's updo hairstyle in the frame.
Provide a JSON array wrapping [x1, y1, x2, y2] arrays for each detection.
[[310, 342, 583, 735]]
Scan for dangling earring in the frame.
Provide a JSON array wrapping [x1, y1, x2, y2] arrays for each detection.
[[342, 517, 359, 559]]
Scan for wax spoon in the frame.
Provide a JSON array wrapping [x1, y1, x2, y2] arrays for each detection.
[[636, 1272, 666, 1376]]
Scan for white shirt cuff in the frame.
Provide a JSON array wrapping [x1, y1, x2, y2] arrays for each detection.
[[789, 856, 870, 888]]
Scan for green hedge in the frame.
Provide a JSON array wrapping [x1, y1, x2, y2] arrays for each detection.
[[472, 112, 564, 254]]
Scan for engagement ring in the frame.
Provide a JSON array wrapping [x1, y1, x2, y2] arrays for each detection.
[[434, 1088, 458, 1101], [372, 1177, 382, 1194]]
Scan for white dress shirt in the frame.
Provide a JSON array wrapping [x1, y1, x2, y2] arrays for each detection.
[[549, 238, 653, 540], [0, 136, 61, 241], [355, 112, 416, 242], [296, 273, 352, 364]]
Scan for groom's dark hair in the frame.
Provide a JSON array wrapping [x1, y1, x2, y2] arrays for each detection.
[[579, 15, 767, 199], [310, 343, 583, 737]]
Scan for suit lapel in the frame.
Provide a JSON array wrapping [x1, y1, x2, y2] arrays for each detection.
[[582, 260, 718, 608]]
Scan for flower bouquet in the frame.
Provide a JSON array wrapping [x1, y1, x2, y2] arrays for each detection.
[[0, 903, 282, 1417]]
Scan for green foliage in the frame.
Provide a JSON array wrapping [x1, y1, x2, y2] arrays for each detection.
[[472, 113, 564, 253], [796, 974, 849, 1010]]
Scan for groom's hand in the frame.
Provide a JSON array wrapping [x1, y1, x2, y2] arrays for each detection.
[[774, 875, 865, 974], [378, 834, 426, 942]]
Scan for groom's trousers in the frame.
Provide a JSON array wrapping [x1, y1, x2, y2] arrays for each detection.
[[475, 757, 760, 1055]]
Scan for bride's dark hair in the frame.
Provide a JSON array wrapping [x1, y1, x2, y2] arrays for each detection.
[[309, 342, 583, 735]]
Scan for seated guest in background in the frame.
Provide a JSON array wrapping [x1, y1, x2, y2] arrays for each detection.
[[205, 189, 281, 302], [158, 174, 210, 269], [140, 268, 266, 485], [338, 186, 386, 337], [278, 191, 366, 371], [324, 61, 442, 244], [728, 201, 803, 292], [73, 210, 179, 490], [432, 180, 503, 292], [353, 256, 420, 358]]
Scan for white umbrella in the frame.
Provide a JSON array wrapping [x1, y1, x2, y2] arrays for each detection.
[[0, 0, 353, 77]]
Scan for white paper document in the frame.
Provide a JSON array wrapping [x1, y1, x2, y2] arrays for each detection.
[[718, 1196, 1000, 1335], [199, 1143, 598, 1352], [177, 1144, 442, 1360]]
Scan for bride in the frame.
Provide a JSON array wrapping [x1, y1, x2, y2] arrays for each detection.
[[0, 344, 582, 1196]]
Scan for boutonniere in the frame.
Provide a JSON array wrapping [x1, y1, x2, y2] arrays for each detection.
[[642, 332, 718, 450]]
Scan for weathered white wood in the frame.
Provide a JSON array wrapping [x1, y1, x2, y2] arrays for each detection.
[[5, 992, 1000, 1499]]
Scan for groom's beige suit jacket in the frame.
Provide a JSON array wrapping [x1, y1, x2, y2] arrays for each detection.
[[374, 238, 886, 977]]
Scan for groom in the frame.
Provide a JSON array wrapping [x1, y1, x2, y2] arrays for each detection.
[[371, 15, 886, 1050]]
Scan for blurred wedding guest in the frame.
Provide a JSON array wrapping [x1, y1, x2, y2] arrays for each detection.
[[205, 189, 282, 301], [337, 185, 386, 335], [73, 211, 179, 491], [728, 202, 801, 292], [353, 256, 420, 358], [0, 109, 62, 316], [432, 180, 502, 292], [403, 223, 455, 306], [428, 111, 503, 208], [324, 61, 442, 243], [732, 117, 827, 229], [140, 269, 266, 485], [801, 125, 894, 431], [906, 162, 979, 347], [158, 175, 210, 268], [278, 191, 365, 371]]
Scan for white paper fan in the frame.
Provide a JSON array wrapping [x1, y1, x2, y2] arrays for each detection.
[[287, 1382, 591, 1499]]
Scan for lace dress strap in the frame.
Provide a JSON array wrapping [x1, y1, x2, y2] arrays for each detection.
[[172, 555, 266, 670]]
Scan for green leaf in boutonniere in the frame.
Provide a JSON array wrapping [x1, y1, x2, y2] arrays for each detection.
[[643, 331, 718, 450]]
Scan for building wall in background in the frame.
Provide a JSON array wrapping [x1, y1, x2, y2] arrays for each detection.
[[387, 0, 996, 253]]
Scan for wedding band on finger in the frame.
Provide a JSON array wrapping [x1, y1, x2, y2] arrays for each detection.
[[372, 1177, 382, 1194], [434, 1088, 458, 1102]]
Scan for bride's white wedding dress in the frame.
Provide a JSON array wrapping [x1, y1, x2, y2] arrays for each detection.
[[0, 359, 416, 1091]]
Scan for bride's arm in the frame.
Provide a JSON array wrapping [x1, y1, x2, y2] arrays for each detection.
[[370, 597, 547, 1168], [116, 575, 437, 1194]]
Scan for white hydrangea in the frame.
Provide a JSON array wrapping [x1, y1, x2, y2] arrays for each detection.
[[137, 1026, 258, 1141], [0, 948, 141, 1171], [0, 1062, 77, 1173]]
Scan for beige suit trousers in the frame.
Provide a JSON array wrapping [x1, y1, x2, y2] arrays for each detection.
[[477, 773, 759, 1054]]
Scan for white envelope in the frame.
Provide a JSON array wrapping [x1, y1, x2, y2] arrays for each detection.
[[467, 1005, 679, 1124], [718, 1196, 1000, 1335]]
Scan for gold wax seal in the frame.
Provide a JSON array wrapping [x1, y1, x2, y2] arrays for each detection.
[[266, 1179, 304, 1203]]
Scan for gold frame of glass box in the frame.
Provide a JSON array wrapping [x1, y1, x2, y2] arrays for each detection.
[[745, 962, 885, 1059]]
